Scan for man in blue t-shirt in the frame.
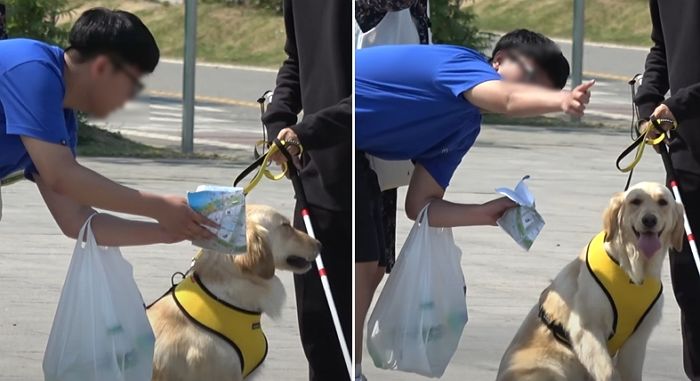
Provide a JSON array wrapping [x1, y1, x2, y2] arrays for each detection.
[[0, 8, 216, 246], [355, 30, 594, 362], [356, 30, 593, 228]]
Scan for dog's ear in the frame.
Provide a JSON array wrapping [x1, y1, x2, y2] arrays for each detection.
[[603, 192, 625, 241], [235, 224, 275, 279], [672, 202, 686, 252]]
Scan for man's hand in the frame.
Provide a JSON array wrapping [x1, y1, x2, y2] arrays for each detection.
[[561, 80, 595, 117], [640, 103, 676, 152], [156, 225, 186, 244], [154, 195, 218, 241], [478, 196, 518, 226], [270, 127, 302, 169]]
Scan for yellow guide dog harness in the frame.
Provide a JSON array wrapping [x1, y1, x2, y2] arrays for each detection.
[[165, 274, 268, 378], [539, 231, 662, 355]]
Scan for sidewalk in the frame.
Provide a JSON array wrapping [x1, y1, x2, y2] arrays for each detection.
[[363, 124, 686, 380], [0, 123, 689, 380], [0, 158, 308, 380]]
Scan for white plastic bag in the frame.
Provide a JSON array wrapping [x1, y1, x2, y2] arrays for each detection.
[[355, 7, 420, 48], [367, 205, 468, 378], [43, 214, 155, 381]]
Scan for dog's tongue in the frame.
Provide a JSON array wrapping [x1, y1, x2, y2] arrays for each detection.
[[637, 232, 661, 259]]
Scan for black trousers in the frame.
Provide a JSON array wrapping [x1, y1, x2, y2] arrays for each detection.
[[669, 169, 700, 380], [293, 203, 351, 381]]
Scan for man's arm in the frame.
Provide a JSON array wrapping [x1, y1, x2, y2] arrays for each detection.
[[262, 0, 302, 139], [464, 80, 594, 118], [289, 96, 351, 150], [22, 137, 215, 241], [35, 173, 180, 246], [404, 164, 515, 227], [662, 84, 700, 124], [635, 0, 669, 119]]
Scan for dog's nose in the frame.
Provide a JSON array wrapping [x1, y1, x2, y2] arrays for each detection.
[[642, 214, 657, 228]]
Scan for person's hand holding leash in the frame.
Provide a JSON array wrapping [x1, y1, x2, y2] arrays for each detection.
[[561, 80, 595, 117], [641, 104, 676, 152], [271, 127, 303, 172]]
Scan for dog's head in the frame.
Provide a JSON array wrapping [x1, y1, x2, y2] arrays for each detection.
[[234, 205, 321, 280], [603, 182, 684, 263]]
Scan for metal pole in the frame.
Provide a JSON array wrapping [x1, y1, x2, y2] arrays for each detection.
[[182, 0, 197, 153], [571, 0, 585, 122]]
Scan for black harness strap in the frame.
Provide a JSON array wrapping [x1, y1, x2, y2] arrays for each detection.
[[538, 305, 573, 349]]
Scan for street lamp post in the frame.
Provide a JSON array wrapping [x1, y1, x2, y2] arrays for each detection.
[[182, 0, 197, 153], [571, 0, 585, 122]]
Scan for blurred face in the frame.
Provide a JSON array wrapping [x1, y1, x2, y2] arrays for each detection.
[[492, 50, 554, 88], [86, 55, 144, 118]]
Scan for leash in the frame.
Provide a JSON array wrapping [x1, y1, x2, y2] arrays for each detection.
[[615, 120, 667, 191], [233, 139, 302, 195], [616, 75, 672, 190], [254, 91, 273, 160]]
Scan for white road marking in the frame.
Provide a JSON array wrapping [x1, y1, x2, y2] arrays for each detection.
[[151, 117, 182, 123], [149, 104, 181, 111], [107, 129, 253, 150]]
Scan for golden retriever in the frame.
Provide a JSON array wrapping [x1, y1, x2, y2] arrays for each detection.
[[497, 182, 685, 381], [147, 204, 321, 381]]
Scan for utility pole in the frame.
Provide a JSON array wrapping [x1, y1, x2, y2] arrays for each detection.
[[571, 0, 585, 122], [182, 0, 197, 153]]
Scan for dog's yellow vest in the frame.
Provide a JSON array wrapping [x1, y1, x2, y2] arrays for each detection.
[[172, 274, 268, 378], [586, 231, 662, 355]]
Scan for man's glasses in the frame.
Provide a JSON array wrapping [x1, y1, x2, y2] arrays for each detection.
[[109, 56, 145, 98]]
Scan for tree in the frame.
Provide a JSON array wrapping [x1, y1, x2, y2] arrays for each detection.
[[430, 0, 490, 52], [4, 0, 70, 45]]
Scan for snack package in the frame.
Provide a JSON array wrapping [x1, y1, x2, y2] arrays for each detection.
[[495, 176, 545, 251], [187, 185, 247, 254]]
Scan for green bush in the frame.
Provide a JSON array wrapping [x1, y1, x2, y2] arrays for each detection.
[[431, 0, 490, 51], [4, 0, 70, 44]]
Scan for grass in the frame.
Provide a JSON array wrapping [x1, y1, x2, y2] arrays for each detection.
[[64, 0, 286, 67], [77, 121, 217, 159], [469, 0, 652, 47]]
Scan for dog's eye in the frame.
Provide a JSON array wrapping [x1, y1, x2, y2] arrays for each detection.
[[630, 198, 642, 206], [658, 199, 668, 206]]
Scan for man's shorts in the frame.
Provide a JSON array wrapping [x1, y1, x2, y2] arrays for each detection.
[[355, 152, 389, 266]]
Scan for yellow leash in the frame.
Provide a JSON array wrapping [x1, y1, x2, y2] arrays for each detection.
[[616, 118, 676, 190], [235, 139, 303, 195], [617, 123, 669, 173]]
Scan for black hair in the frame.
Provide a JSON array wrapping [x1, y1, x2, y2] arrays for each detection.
[[68, 8, 159, 73], [0, 3, 5, 15], [492, 29, 570, 89]]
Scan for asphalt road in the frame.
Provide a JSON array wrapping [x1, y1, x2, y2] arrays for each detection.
[[94, 41, 649, 154], [362, 124, 686, 381]]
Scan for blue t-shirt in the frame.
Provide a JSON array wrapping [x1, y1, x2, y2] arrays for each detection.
[[0, 39, 78, 180], [356, 44, 501, 188]]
